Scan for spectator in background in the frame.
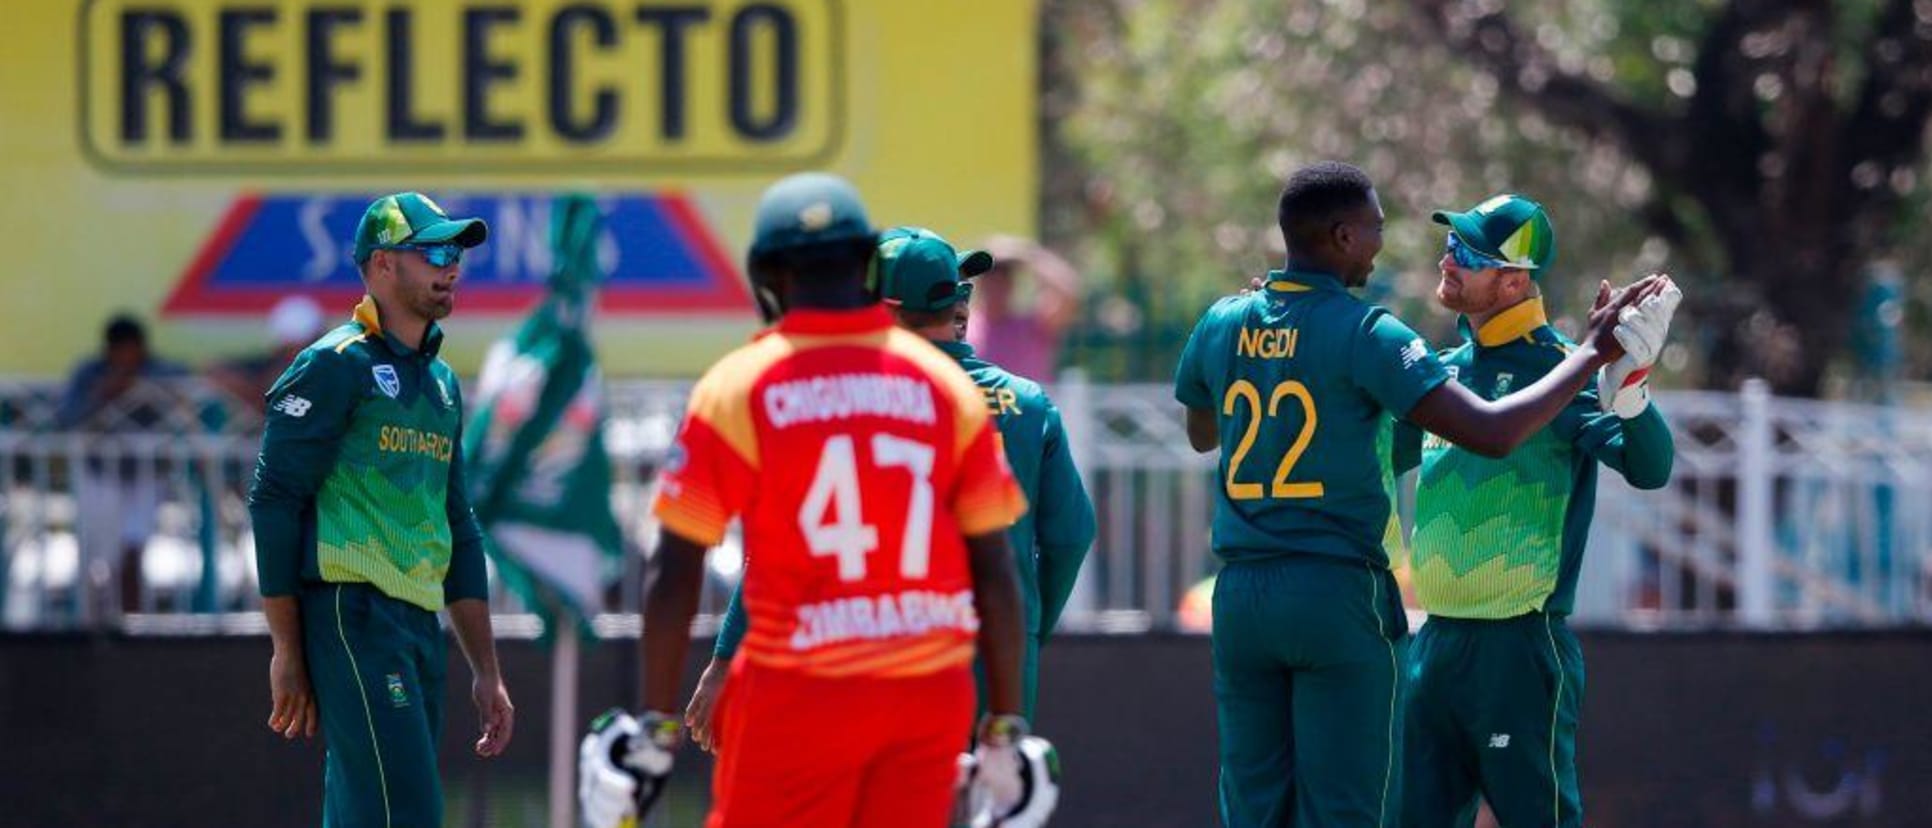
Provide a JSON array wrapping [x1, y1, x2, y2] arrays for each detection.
[[965, 235, 1082, 382], [207, 296, 326, 417], [59, 313, 187, 617], [59, 314, 186, 428]]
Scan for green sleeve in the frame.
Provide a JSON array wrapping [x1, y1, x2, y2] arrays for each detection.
[[1554, 390, 1675, 490], [1350, 310, 1451, 417], [1034, 403, 1095, 639], [1352, 308, 1445, 416], [443, 395, 490, 603], [714, 577, 747, 659], [247, 349, 358, 598], [1172, 303, 1221, 410]]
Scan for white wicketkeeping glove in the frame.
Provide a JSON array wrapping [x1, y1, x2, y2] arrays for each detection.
[[577, 709, 678, 828], [1600, 280, 1682, 418]]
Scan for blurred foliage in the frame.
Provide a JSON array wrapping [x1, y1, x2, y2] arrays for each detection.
[[1043, 0, 1932, 396]]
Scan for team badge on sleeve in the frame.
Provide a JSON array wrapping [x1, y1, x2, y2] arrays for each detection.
[[373, 365, 401, 398]]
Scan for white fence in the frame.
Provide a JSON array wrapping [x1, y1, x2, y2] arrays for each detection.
[[2, 376, 1927, 632]]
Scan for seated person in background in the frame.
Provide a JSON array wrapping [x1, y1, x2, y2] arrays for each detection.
[[59, 313, 188, 617]]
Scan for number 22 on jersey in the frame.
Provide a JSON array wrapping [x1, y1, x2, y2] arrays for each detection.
[[1223, 379, 1325, 500], [798, 433, 936, 582]]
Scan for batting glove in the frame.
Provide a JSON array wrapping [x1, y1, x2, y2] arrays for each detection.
[[577, 708, 680, 828], [960, 734, 1063, 828], [1600, 280, 1682, 418]]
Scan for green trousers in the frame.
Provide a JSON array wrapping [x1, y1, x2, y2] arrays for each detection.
[[302, 582, 448, 828], [1213, 556, 1409, 828], [1401, 613, 1584, 828]]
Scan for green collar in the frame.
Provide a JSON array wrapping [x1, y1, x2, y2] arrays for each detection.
[[934, 340, 977, 361]]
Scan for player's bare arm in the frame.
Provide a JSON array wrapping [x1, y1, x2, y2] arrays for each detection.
[[967, 530, 1028, 718], [685, 656, 729, 753], [1185, 406, 1219, 453], [448, 598, 514, 756], [263, 595, 315, 739], [1408, 275, 1666, 457], [641, 530, 710, 713]]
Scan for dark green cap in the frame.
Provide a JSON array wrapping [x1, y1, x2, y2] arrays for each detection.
[[748, 172, 876, 257], [1431, 194, 1556, 275], [352, 192, 488, 264], [877, 227, 991, 311]]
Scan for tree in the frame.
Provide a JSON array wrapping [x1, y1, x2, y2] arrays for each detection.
[[1413, 0, 1932, 394], [1046, 0, 1932, 394]]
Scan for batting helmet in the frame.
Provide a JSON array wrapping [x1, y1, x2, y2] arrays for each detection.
[[748, 172, 876, 258]]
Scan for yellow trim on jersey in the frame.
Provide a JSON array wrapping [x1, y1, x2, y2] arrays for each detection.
[[1475, 297, 1548, 348], [1264, 280, 1315, 292], [352, 295, 386, 337]]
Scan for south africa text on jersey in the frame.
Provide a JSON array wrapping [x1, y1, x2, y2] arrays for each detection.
[[1238, 326, 1300, 360], [764, 373, 938, 428], [790, 589, 979, 650], [378, 425, 454, 462]]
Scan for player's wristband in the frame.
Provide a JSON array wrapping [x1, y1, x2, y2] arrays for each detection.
[[977, 714, 1030, 748], [638, 710, 686, 750]]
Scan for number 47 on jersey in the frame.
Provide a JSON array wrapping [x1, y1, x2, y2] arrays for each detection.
[[798, 433, 937, 583]]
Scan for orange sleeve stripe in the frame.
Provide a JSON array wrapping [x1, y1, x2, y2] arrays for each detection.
[[955, 483, 1027, 536], [654, 485, 731, 524], [653, 502, 728, 547]]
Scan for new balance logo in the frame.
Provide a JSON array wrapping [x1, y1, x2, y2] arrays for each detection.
[[1488, 734, 1511, 749], [273, 396, 313, 418], [1400, 338, 1429, 370]]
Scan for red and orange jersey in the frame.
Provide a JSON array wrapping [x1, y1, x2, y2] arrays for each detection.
[[654, 306, 1027, 679]]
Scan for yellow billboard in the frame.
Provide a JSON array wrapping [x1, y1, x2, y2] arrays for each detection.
[[3, 0, 1038, 377]]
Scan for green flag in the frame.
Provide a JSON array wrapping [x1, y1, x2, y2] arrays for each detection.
[[463, 194, 623, 638]]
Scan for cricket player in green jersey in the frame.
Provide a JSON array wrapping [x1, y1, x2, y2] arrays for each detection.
[[685, 226, 1098, 743], [251, 192, 515, 828], [1174, 162, 1664, 828], [1396, 195, 1679, 828]]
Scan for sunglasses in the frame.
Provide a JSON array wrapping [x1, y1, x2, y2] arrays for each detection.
[[1445, 233, 1513, 272], [379, 243, 464, 268]]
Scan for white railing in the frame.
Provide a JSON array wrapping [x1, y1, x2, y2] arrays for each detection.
[[2, 376, 1927, 632]]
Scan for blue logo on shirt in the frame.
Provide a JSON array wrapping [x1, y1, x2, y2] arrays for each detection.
[[373, 365, 401, 398]]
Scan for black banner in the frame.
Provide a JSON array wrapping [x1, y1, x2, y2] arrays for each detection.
[[1, 631, 1926, 826]]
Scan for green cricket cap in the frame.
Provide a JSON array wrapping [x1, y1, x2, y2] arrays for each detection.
[[749, 172, 876, 257], [352, 192, 489, 264], [877, 227, 989, 311], [1431, 193, 1556, 274]]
